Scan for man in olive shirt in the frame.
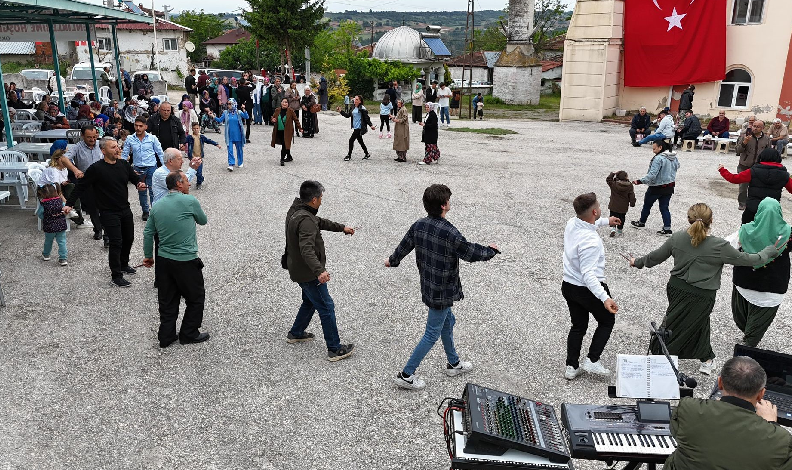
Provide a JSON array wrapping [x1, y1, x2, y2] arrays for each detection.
[[664, 356, 792, 470], [143, 171, 209, 348]]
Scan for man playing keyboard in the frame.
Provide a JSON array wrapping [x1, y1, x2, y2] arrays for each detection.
[[665, 356, 792, 470]]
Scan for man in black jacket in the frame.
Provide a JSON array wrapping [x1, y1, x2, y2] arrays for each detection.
[[629, 107, 651, 144], [674, 110, 702, 147], [185, 68, 198, 105], [425, 80, 438, 103], [146, 102, 186, 152], [678, 85, 695, 120]]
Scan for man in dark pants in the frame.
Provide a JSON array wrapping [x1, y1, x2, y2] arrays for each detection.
[[185, 68, 198, 105], [562, 192, 621, 380], [629, 107, 651, 144], [285, 180, 356, 362], [143, 170, 209, 348], [64, 137, 147, 287], [62, 127, 106, 244]]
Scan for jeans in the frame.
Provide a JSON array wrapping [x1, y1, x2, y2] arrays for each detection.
[[227, 141, 244, 166], [403, 307, 460, 375], [43, 231, 67, 259], [439, 106, 450, 124], [563, 281, 615, 368], [290, 281, 342, 351], [157, 256, 205, 343], [253, 102, 262, 124], [640, 188, 672, 230], [196, 162, 204, 185], [703, 130, 730, 138], [100, 208, 134, 279], [133, 165, 156, 214], [775, 139, 789, 154], [638, 133, 668, 145]]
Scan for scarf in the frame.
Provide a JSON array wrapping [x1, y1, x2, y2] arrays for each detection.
[[227, 98, 238, 114], [180, 100, 194, 128], [739, 197, 791, 268], [415, 83, 422, 92]]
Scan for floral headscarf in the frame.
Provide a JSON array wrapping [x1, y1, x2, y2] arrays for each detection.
[[227, 98, 238, 114], [180, 100, 194, 128], [230, 77, 238, 88]]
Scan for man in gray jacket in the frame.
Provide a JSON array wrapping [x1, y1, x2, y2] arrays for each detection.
[[735, 120, 771, 210], [285, 180, 356, 362]]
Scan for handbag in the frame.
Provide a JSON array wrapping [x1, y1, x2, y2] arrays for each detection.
[[310, 103, 321, 113]]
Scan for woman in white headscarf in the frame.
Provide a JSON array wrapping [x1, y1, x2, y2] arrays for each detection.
[[419, 102, 440, 165]]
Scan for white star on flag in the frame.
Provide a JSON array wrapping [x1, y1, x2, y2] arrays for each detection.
[[665, 7, 687, 32]]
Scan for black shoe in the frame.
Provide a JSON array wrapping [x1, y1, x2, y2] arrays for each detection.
[[103, 238, 110, 249], [631, 221, 645, 228], [93, 231, 103, 240], [246, 139, 251, 143], [327, 343, 355, 362], [632, 142, 641, 147], [280, 160, 285, 166], [159, 337, 177, 348], [286, 332, 315, 343], [142, 212, 149, 221], [122, 265, 137, 275], [657, 229, 673, 236], [362, 154, 371, 160], [343, 155, 351, 161], [195, 183, 202, 190], [111, 277, 131, 288], [285, 156, 293, 162], [179, 332, 211, 345]]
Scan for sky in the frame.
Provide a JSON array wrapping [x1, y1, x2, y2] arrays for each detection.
[[86, 0, 574, 15]]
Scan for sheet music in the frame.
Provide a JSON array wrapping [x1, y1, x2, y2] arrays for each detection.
[[616, 354, 680, 399]]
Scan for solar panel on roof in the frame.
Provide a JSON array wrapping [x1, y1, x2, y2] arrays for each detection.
[[423, 38, 451, 57]]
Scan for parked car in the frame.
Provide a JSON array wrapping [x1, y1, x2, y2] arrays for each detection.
[[132, 70, 162, 82], [19, 69, 54, 81], [69, 62, 113, 80], [212, 70, 244, 81]]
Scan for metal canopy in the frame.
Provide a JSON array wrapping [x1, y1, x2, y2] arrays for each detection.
[[0, 0, 154, 25]]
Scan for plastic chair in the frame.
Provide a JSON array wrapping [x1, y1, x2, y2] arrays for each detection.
[[22, 122, 41, 132], [14, 109, 36, 121], [99, 86, 111, 106], [9, 122, 24, 132], [66, 129, 81, 144], [0, 150, 29, 206]]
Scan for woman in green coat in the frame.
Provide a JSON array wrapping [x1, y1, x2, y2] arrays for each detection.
[[627, 203, 781, 375]]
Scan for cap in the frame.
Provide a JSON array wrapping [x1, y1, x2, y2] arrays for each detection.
[[50, 139, 68, 156], [774, 118, 782, 124], [151, 98, 160, 104]]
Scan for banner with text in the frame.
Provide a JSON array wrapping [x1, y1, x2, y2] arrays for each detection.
[[0, 24, 95, 43]]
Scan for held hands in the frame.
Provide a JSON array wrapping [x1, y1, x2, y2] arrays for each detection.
[[718, 164, 725, 171], [604, 298, 619, 314], [215, 144, 221, 149], [142, 258, 154, 268], [419, 122, 425, 127], [343, 226, 355, 235], [136, 182, 147, 191], [62, 206, 72, 215], [756, 399, 778, 422], [318, 271, 331, 284], [75, 170, 85, 179], [189, 157, 202, 170], [608, 216, 622, 227]]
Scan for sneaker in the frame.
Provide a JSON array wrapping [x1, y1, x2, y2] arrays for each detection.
[[738, 204, 746, 211], [227, 166, 234, 172], [657, 229, 673, 236], [80, 219, 93, 228], [327, 343, 355, 362], [699, 359, 716, 375], [379, 132, 383, 139], [93, 231, 103, 240], [41, 254, 51, 261], [632, 142, 641, 147], [395, 372, 426, 390], [142, 212, 149, 221], [609, 229, 616, 238], [362, 154, 371, 160], [564, 365, 579, 380], [111, 277, 131, 288], [387, 133, 392, 138], [631, 220, 645, 228], [343, 155, 351, 161], [444, 360, 473, 377], [418, 161, 428, 165], [122, 265, 137, 275], [581, 357, 611, 376], [58, 259, 68, 266], [238, 164, 244, 168], [617, 229, 624, 236], [103, 238, 110, 249], [67, 209, 80, 219], [195, 184, 202, 190], [286, 332, 315, 343]]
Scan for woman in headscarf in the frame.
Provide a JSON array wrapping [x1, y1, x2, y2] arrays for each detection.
[[391, 99, 410, 162], [270, 98, 301, 166], [627, 203, 782, 375], [200, 90, 215, 115], [42, 104, 69, 130], [180, 99, 199, 131], [411, 83, 424, 123], [217, 77, 229, 107], [285, 82, 302, 137], [730, 197, 791, 347], [177, 94, 190, 110], [419, 102, 439, 165], [229, 77, 239, 101], [214, 98, 248, 172], [34, 100, 49, 121], [300, 87, 317, 138], [137, 74, 153, 99], [72, 92, 86, 106], [123, 99, 140, 133], [208, 75, 219, 107]]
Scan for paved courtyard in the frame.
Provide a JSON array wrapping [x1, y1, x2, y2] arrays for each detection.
[[1, 113, 791, 469]]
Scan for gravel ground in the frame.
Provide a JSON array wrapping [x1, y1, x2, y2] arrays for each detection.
[[1, 113, 791, 470]]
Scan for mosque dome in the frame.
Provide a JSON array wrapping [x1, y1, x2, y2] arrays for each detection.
[[372, 26, 426, 62]]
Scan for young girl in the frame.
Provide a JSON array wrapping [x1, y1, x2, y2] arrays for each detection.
[[38, 184, 68, 266], [379, 95, 393, 138], [419, 103, 439, 165], [606, 170, 636, 237]]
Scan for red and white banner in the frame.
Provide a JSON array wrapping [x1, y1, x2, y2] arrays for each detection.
[[624, 0, 726, 87]]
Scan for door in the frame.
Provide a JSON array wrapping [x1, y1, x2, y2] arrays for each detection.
[[668, 85, 688, 113]]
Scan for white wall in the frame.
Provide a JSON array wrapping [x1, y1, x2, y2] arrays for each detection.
[[205, 44, 226, 61], [449, 66, 489, 83]]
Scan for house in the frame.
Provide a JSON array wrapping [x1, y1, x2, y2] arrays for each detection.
[[560, 0, 792, 122], [203, 28, 251, 64], [541, 60, 563, 94], [447, 51, 496, 84]]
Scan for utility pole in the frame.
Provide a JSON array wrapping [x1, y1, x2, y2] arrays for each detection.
[[370, 21, 374, 53], [463, 0, 475, 119]]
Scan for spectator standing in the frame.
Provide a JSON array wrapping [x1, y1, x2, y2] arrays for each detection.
[[122, 116, 165, 220], [300, 87, 317, 138], [735, 120, 771, 210], [100, 66, 114, 100], [143, 170, 210, 348], [270, 78, 285, 119], [425, 80, 438, 103], [385, 83, 399, 117], [391, 99, 409, 162], [261, 78, 273, 126], [285, 82, 302, 138], [704, 111, 731, 138], [411, 83, 424, 123], [185, 68, 198, 105], [252, 77, 264, 125], [237, 78, 254, 143], [215, 99, 249, 172], [472, 93, 484, 120], [768, 118, 789, 154], [318, 73, 329, 111], [629, 107, 651, 144], [48, 73, 65, 96], [436, 82, 452, 126], [678, 85, 695, 119]]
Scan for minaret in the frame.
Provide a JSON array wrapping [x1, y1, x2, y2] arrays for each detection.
[[493, 0, 541, 105], [506, 0, 535, 54]]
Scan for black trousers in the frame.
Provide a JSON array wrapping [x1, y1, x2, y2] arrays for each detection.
[[157, 256, 205, 343], [563, 281, 615, 368], [100, 208, 134, 279], [348, 129, 368, 155], [412, 106, 422, 123], [610, 210, 626, 230], [380, 115, 390, 132]]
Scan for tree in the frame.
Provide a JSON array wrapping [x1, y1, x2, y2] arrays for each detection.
[[172, 10, 228, 64], [243, 0, 325, 74], [215, 38, 302, 72], [343, 53, 421, 99], [472, 23, 507, 51], [310, 20, 363, 70], [531, 0, 570, 55]]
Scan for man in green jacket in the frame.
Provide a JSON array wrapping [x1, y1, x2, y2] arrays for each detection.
[[285, 180, 356, 362], [665, 356, 792, 470], [143, 170, 209, 348]]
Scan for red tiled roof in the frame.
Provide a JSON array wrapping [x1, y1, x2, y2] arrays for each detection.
[[203, 28, 251, 45], [541, 60, 563, 72], [447, 51, 488, 67], [96, 19, 190, 32], [545, 34, 566, 51]]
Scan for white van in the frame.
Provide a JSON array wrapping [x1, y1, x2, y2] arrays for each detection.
[[69, 62, 113, 80]]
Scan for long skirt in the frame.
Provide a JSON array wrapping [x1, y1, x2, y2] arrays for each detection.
[[650, 276, 717, 361], [302, 110, 315, 136], [731, 286, 781, 348], [423, 144, 440, 164]]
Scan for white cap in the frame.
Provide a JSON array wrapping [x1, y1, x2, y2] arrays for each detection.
[[774, 118, 782, 124]]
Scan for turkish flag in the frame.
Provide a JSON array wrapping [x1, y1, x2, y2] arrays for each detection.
[[624, 0, 726, 87]]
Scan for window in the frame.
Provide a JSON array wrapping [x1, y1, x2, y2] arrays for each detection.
[[718, 68, 752, 108], [163, 38, 177, 51], [97, 38, 112, 50], [732, 0, 764, 24]]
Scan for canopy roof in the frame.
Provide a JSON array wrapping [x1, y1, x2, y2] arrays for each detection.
[[0, 0, 154, 25]]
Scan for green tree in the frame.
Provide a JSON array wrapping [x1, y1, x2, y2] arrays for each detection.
[[532, 0, 570, 55], [172, 10, 228, 64], [310, 20, 363, 70], [243, 0, 325, 73], [472, 23, 507, 51], [343, 53, 421, 99]]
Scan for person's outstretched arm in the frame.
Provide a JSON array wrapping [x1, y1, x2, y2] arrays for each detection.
[[454, 232, 497, 263], [633, 237, 673, 269], [387, 225, 415, 267]]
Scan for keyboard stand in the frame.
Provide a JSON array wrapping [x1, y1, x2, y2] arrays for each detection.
[[619, 462, 657, 470]]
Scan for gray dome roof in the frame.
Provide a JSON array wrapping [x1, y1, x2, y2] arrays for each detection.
[[372, 26, 425, 62]]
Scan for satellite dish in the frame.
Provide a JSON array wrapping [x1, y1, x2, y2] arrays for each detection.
[[185, 41, 196, 52]]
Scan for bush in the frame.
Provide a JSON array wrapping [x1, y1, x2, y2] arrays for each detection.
[[484, 95, 504, 105], [326, 72, 349, 107]]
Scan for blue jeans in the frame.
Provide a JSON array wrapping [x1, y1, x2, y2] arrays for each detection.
[[43, 231, 67, 259], [403, 307, 460, 375], [640, 189, 672, 230], [196, 162, 204, 185], [439, 106, 450, 124], [638, 133, 668, 145], [227, 141, 244, 166], [253, 102, 262, 124], [133, 165, 156, 213], [290, 281, 341, 351]]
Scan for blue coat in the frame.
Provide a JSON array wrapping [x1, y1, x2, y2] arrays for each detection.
[[640, 151, 680, 186], [185, 134, 219, 158], [215, 110, 248, 145]]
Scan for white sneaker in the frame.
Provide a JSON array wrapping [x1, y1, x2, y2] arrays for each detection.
[[41, 254, 51, 261], [67, 210, 80, 219], [699, 359, 716, 375], [81, 219, 93, 228], [379, 132, 383, 139], [387, 133, 392, 138], [395, 372, 426, 390], [581, 358, 611, 376], [227, 166, 234, 172], [564, 365, 579, 380], [446, 122, 451, 127], [418, 161, 427, 165], [238, 163, 244, 169], [444, 360, 473, 377]]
